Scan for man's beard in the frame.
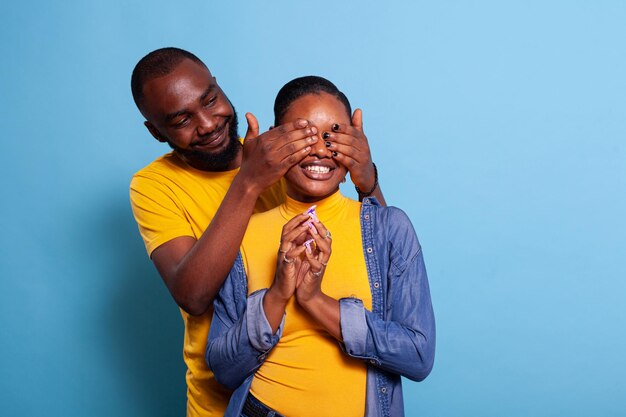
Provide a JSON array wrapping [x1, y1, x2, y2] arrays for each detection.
[[168, 109, 241, 171]]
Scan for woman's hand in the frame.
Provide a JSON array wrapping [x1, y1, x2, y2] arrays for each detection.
[[263, 212, 310, 332], [293, 218, 342, 340], [295, 219, 332, 305], [267, 213, 310, 302]]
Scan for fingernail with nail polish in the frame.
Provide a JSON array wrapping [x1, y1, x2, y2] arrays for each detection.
[[322, 132, 330, 139], [305, 205, 319, 222], [304, 239, 315, 252], [325, 141, 331, 147], [332, 151, 338, 157], [332, 124, 340, 131]]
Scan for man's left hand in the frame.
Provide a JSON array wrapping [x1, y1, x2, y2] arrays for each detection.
[[323, 108, 376, 192]]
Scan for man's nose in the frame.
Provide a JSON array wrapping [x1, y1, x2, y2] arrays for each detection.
[[196, 111, 219, 136]]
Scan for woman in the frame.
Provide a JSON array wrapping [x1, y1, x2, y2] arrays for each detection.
[[206, 76, 435, 417]]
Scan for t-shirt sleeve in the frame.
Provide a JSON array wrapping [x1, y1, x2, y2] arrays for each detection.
[[130, 173, 195, 257]]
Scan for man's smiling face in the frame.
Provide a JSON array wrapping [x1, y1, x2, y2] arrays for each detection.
[[140, 58, 240, 171]]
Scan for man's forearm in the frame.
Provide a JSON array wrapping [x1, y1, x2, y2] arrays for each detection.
[[161, 174, 262, 315]]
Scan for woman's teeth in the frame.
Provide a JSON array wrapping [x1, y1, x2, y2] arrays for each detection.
[[304, 165, 330, 174]]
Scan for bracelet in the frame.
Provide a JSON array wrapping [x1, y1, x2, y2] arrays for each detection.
[[355, 163, 378, 198]]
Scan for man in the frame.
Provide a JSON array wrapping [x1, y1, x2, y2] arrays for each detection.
[[129, 47, 383, 417]]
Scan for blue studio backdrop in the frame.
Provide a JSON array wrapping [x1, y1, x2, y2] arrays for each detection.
[[1, 1, 625, 416]]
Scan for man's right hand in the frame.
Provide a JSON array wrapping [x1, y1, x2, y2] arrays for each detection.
[[237, 113, 318, 194], [151, 115, 317, 316]]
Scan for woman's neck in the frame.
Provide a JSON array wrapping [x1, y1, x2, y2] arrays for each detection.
[[280, 190, 347, 223]]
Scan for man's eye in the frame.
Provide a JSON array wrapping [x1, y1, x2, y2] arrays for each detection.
[[173, 118, 189, 128], [204, 96, 218, 107]]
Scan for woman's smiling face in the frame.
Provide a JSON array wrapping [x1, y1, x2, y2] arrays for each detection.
[[280, 92, 351, 203]]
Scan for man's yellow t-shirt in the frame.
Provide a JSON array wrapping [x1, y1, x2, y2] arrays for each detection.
[[241, 191, 372, 417], [129, 151, 284, 417]]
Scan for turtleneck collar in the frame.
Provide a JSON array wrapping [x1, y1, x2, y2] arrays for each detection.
[[279, 190, 348, 223]]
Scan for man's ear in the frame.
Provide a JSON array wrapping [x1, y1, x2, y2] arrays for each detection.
[[144, 121, 167, 143]]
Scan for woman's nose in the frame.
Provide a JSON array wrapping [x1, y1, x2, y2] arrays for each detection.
[[309, 131, 331, 158]]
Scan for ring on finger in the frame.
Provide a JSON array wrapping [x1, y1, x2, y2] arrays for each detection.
[[310, 269, 323, 277], [282, 254, 295, 264], [321, 261, 328, 266], [325, 230, 332, 239]]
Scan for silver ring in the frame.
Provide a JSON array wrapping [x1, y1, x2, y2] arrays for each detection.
[[282, 254, 295, 264], [321, 261, 328, 267], [325, 230, 332, 239], [311, 269, 323, 277]]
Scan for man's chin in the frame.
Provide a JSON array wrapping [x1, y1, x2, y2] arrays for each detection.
[[170, 133, 241, 172], [170, 110, 241, 171]]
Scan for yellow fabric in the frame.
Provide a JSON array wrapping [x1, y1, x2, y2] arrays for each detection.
[[242, 191, 372, 417], [129, 151, 285, 417]]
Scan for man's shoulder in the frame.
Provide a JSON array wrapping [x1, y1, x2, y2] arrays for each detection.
[[130, 152, 211, 193], [132, 152, 181, 181]]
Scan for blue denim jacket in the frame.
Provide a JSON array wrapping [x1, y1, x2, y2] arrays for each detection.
[[206, 198, 435, 417]]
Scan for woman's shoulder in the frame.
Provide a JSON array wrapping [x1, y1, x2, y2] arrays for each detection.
[[362, 198, 422, 256], [362, 198, 414, 227]]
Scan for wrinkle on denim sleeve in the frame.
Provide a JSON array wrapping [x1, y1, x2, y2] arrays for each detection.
[[206, 261, 284, 390], [246, 289, 285, 351], [342, 249, 435, 381], [339, 297, 370, 357], [340, 204, 436, 383]]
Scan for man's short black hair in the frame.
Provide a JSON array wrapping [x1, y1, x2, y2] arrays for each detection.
[[131, 47, 206, 110], [274, 76, 352, 126]]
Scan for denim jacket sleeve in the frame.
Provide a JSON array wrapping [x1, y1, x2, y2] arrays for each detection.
[[340, 205, 436, 382], [205, 253, 285, 390]]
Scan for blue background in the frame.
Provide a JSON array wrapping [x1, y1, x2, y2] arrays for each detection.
[[1, 1, 625, 416]]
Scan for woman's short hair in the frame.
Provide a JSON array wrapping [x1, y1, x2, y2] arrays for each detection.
[[274, 76, 352, 126]]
